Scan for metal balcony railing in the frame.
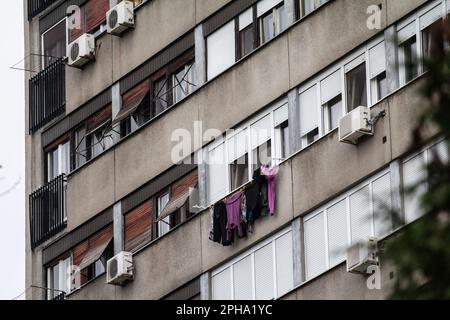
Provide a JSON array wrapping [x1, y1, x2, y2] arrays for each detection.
[[28, 0, 58, 20], [29, 174, 67, 249], [29, 57, 66, 133]]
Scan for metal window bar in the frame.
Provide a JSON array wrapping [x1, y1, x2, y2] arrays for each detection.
[[29, 174, 67, 249], [29, 57, 66, 133], [28, 0, 58, 20]]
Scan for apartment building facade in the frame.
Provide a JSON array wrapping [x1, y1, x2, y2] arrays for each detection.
[[24, 0, 447, 300]]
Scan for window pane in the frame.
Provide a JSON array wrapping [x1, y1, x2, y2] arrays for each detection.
[[377, 72, 388, 100], [281, 121, 289, 158], [75, 127, 87, 168], [326, 95, 342, 132], [230, 154, 249, 191], [43, 20, 66, 68], [300, 0, 314, 17], [52, 264, 60, 299], [158, 193, 171, 237], [277, 5, 286, 33], [401, 37, 418, 84], [260, 11, 274, 44], [94, 259, 105, 277], [240, 25, 255, 57], [61, 141, 70, 175], [154, 78, 169, 116], [253, 140, 272, 172], [346, 63, 367, 111], [208, 144, 228, 203], [173, 69, 186, 103]]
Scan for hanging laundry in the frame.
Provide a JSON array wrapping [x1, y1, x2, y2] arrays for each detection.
[[213, 202, 233, 246], [208, 206, 214, 241], [261, 165, 279, 215], [224, 192, 244, 241]]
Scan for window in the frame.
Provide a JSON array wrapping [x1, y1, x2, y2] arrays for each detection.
[[82, 240, 113, 283], [403, 152, 427, 223], [299, 0, 327, 18], [229, 154, 249, 191], [47, 256, 72, 300], [173, 62, 196, 104], [252, 141, 272, 173], [399, 37, 419, 85], [299, 85, 319, 147], [258, 2, 286, 45], [153, 77, 171, 117], [46, 140, 70, 182], [275, 120, 289, 160], [207, 21, 236, 80], [228, 129, 249, 191], [42, 19, 67, 68], [323, 95, 342, 132], [211, 229, 293, 300], [369, 41, 387, 104], [303, 170, 393, 281], [238, 8, 256, 59], [420, 4, 444, 71], [74, 126, 87, 169], [157, 192, 171, 237], [346, 61, 367, 111], [86, 123, 114, 159]]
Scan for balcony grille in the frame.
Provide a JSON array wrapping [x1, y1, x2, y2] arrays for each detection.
[[28, 0, 58, 20], [29, 174, 67, 249], [29, 58, 66, 133]]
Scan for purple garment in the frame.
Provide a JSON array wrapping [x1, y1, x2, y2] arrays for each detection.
[[224, 192, 243, 241], [261, 165, 279, 215]]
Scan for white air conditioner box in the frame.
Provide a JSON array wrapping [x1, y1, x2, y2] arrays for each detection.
[[346, 237, 379, 274], [107, 1, 135, 36], [339, 106, 373, 144], [67, 33, 95, 68], [107, 251, 133, 285]]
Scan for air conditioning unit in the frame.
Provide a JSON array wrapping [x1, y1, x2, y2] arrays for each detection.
[[106, 1, 135, 36], [346, 237, 379, 274], [67, 33, 96, 68], [107, 251, 134, 285], [339, 106, 373, 144]]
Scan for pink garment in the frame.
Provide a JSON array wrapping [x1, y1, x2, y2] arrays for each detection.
[[223, 192, 243, 241], [261, 165, 279, 215]]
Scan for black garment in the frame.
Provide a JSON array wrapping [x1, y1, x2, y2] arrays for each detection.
[[213, 202, 233, 246], [244, 168, 269, 223]]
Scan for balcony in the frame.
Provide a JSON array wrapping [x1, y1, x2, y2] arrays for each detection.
[[29, 174, 67, 248], [29, 57, 65, 133], [27, 0, 57, 20]]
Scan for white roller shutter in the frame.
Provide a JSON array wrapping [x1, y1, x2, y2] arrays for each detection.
[[257, 0, 283, 17], [420, 4, 443, 30], [233, 255, 253, 300], [372, 173, 393, 238], [212, 268, 232, 300], [239, 8, 253, 30], [403, 152, 427, 223], [327, 200, 348, 268], [304, 212, 327, 280], [397, 21, 416, 44], [299, 85, 318, 136], [320, 70, 342, 104], [208, 143, 228, 203], [254, 243, 275, 300], [273, 103, 288, 127], [227, 128, 248, 162], [349, 185, 372, 245], [275, 231, 294, 297], [207, 21, 236, 80], [369, 41, 386, 79], [250, 115, 271, 149]]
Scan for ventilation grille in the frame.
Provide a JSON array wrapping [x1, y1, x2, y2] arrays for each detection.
[[70, 42, 80, 62], [108, 257, 118, 279], [109, 9, 118, 29]]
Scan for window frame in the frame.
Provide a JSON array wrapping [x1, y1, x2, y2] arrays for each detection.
[[47, 255, 73, 300], [41, 17, 68, 69]]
